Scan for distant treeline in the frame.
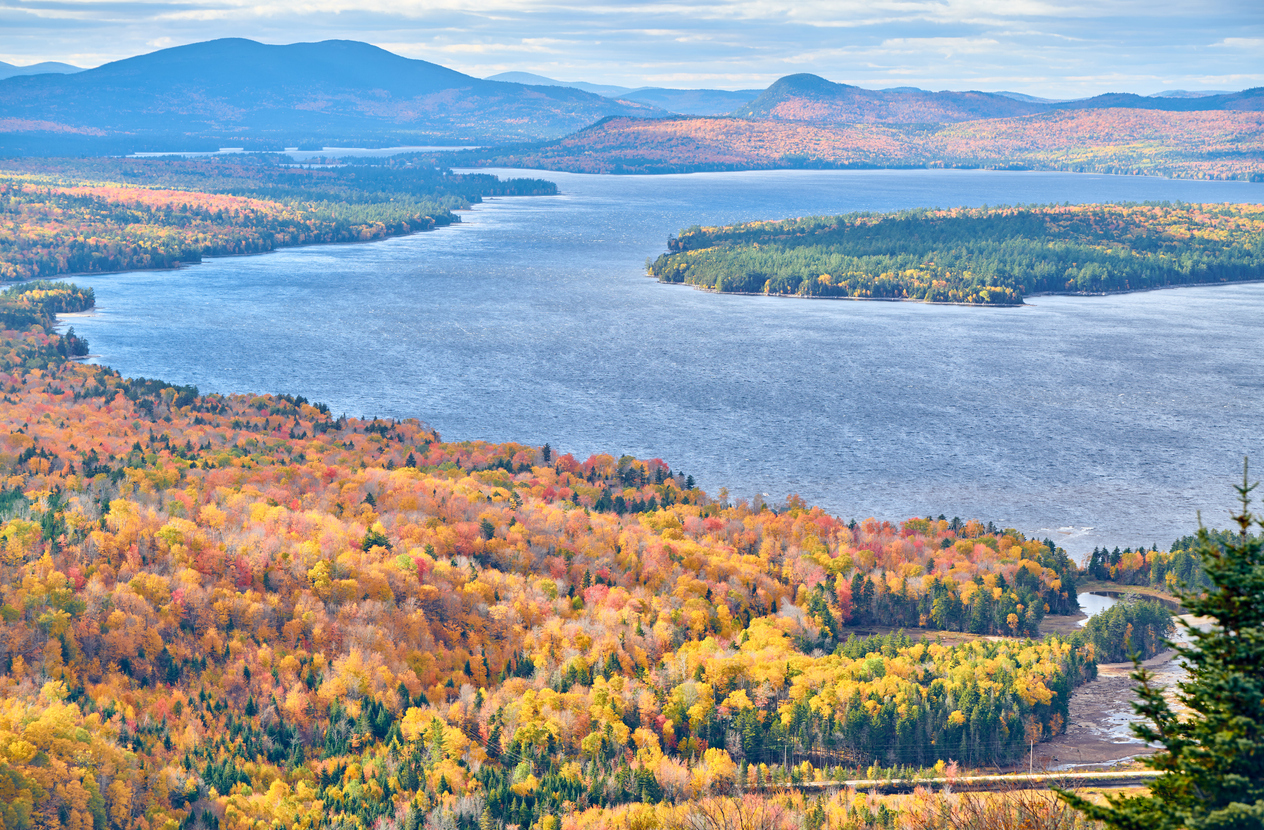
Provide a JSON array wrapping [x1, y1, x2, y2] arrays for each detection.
[[1086, 527, 1264, 592], [0, 278, 95, 324], [649, 203, 1264, 305], [0, 157, 557, 280], [1073, 526, 1264, 664], [805, 533, 1081, 640], [4, 156, 558, 205]]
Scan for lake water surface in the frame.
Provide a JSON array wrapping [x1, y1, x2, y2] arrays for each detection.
[[1075, 593, 1120, 625], [66, 169, 1264, 557]]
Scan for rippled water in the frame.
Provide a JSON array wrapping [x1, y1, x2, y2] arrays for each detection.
[[65, 168, 1264, 557]]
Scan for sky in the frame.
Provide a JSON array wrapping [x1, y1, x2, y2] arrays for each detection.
[[1, 0, 1261, 97]]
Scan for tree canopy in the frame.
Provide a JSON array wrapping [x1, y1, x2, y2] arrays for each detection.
[[649, 203, 1264, 305]]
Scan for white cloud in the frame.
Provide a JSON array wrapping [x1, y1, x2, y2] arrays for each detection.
[[1216, 37, 1264, 49]]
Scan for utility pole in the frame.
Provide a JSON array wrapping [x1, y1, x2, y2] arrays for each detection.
[[1029, 740, 1034, 775]]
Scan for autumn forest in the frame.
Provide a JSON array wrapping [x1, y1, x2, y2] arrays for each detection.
[[0, 158, 556, 282], [0, 234, 1190, 830], [0, 9, 1258, 825]]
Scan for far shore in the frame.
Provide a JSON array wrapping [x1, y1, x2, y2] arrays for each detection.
[[652, 278, 1026, 307], [1025, 275, 1264, 299], [651, 273, 1264, 308], [1074, 579, 1184, 608], [0, 211, 473, 285]]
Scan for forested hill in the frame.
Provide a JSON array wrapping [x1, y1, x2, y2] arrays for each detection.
[[649, 203, 1264, 305], [733, 74, 1049, 123], [466, 108, 1264, 180], [0, 156, 556, 280]]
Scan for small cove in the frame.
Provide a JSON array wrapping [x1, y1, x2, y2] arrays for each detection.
[[1075, 592, 1120, 626]]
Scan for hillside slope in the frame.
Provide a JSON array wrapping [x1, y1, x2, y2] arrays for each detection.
[[472, 108, 1264, 180], [0, 275, 1098, 830]]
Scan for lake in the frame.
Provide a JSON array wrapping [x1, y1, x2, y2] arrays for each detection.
[[65, 168, 1264, 557]]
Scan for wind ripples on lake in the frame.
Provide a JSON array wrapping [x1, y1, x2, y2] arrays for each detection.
[[68, 168, 1264, 556]]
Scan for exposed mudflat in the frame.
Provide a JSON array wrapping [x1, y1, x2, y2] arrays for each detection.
[[1038, 615, 1209, 770], [1040, 612, 1089, 637], [1038, 662, 1160, 769]]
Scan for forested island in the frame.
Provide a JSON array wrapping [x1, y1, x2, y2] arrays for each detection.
[[0, 157, 556, 281], [0, 276, 1200, 830], [649, 202, 1264, 305]]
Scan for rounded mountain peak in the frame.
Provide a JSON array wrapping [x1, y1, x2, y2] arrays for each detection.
[[766, 74, 855, 97], [732, 73, 860, 117]]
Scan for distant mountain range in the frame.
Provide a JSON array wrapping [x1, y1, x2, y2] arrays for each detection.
[[486, 72, 636, 98], [0, 39, 661, 153], [1054, 90, 1264, 112], [0, 39, 1258, 156], [485, 71, 1251, 120], [734, 74, 1047, 123], [733, 74, 1264, 125], [994, 91, 1063, 104], [486, 71, 761, 116], [1150, 89, 1233, 98], [994, 89, 1233, 104], [0, 60, 81, 80]]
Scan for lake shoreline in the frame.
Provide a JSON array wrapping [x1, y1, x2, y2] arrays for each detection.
[[462, 157, 1263, 183], [1025, 276, 1264, 300], [652, 274, 1264, 308], [651, 278, 1027, 307], [0, 210, 479, 286]]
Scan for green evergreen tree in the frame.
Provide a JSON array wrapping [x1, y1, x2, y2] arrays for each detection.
[[1060, 465, 1264, 830]]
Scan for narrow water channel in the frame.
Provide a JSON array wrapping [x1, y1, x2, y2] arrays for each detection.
[[1044, 590, 1196, 770]]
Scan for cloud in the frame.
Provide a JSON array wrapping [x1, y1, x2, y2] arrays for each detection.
[[1216, 37, 1264, 49]]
